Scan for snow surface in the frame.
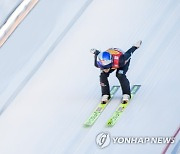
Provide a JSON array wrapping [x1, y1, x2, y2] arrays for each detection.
[[0, 0, 180, 154], [0, 0, 22, 26]]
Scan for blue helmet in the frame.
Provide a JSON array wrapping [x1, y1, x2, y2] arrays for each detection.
[[97, 51, 112, 69]]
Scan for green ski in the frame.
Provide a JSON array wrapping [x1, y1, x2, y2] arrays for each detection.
[[106, 85, 141, 127], [84, 86, 120, 127]]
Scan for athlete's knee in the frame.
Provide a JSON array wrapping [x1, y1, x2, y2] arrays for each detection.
[[116, 71, 129, 84], [100, 72, 110, 79], [116, 70, 125, 78]]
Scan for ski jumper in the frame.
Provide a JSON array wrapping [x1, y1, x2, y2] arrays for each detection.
[[94, 46, 137, 97]]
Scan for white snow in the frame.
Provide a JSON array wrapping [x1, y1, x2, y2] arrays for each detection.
[[0, 0, 22, 26], [0, 0, 179, 154]]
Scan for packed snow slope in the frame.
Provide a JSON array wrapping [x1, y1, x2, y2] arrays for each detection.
[[0, 0, 180, 154]]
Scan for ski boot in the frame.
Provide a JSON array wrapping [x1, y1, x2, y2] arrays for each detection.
[[101, 95, 110, 104], [122, 94, 130, 104]]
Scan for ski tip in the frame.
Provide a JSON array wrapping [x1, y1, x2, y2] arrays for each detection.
[[106, 124, 113, 127], [106, 120, 114, 127], [83, 121, 91, 127], [83, 123, 91, 128]]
